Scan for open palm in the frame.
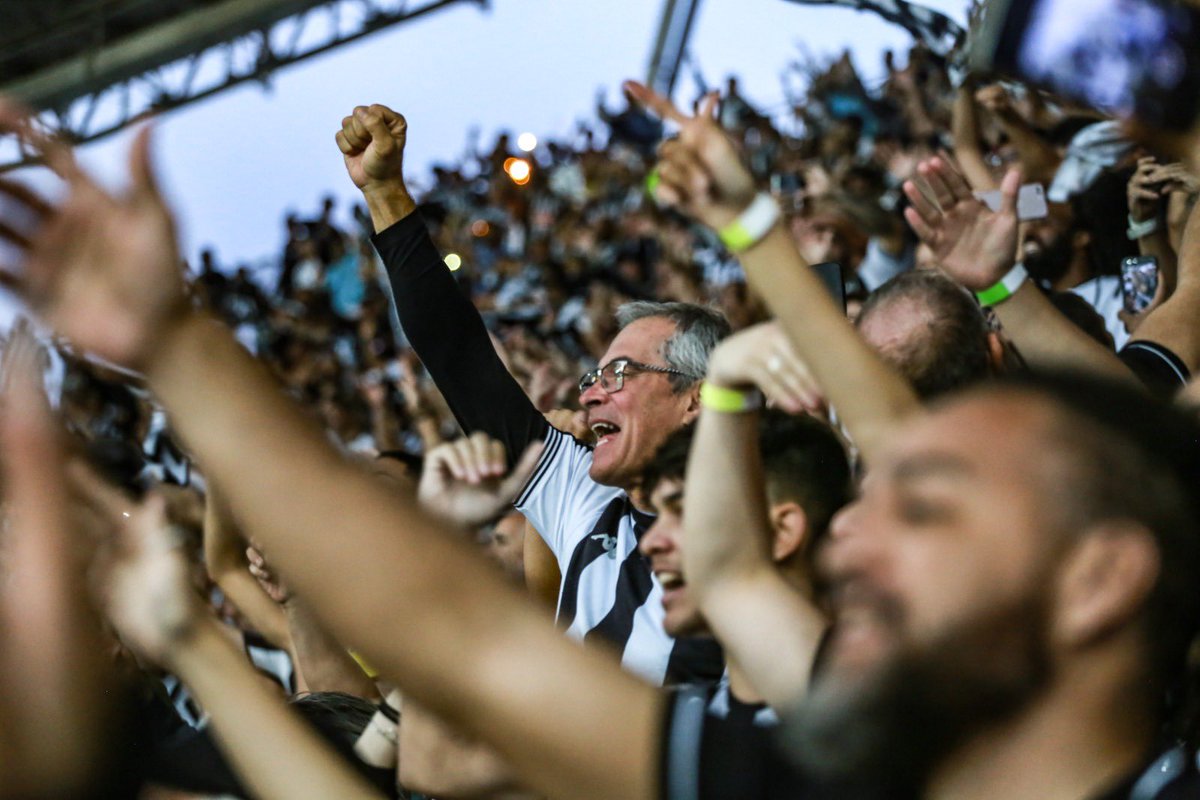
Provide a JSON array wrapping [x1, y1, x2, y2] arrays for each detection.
[[903, 158, 1021, 291]]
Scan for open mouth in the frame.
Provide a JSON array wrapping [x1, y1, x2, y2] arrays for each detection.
[[590, 421, 621, 447], [656, 570, 686, 591]]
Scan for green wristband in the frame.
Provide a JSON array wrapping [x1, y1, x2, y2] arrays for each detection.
[[974, 263, 1029, 308]]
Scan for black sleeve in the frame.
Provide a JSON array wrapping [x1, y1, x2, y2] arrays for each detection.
[[659, 687, 810, 800], [372, 214, 549, 462], [1118, 340, 1191, 401]]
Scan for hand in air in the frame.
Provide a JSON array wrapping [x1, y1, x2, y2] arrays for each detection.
[[0, 100, 188, 371], [706, 321, 825, 416], [624, 81, 758, 231], [336, 104, 409, 191], [903, 156, 1022, 291], [418, 432, 543, 529], [72, 468, 203, 666]]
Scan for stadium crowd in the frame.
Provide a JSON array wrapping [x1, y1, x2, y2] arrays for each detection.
[[4, 0, 1200, 797]]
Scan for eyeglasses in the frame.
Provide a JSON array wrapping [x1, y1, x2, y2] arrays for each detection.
[[578, 358, 692, 395]]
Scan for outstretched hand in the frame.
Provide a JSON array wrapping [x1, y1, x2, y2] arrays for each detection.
[[72, 467, 203, 666], [0, 101, 188, 371], [624, 81, 758, 231], [903, 157, 1022, 291], [418, 433, 543, 529]]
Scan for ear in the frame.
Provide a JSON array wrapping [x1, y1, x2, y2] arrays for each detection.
[[768, 501, 808, 563], [986, 331, 1006, 372], [680, 383, 703, 423], [1053, 523, 1160, 650]]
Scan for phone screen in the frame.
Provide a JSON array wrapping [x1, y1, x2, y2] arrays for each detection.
[[986, 0, 1200, 129], [1121, 255, 1159, 314]]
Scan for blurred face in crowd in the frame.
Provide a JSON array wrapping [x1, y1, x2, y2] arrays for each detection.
[[485, 510, 526, 580], [581, 317, 699, 489], [639, 477, 704, 637], [789, 393, 1082, 786]]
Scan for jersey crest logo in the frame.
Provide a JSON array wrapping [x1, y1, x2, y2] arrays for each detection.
[[590, 533, 618, 558]]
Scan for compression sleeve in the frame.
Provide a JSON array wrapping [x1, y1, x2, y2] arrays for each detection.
[[372, 214, 549, 462]]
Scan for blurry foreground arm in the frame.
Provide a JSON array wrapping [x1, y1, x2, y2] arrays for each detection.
[[0, 345, 114, 797], [684, 323, 827, 709], [79, 477, 383, 800], [2, 109, 662, 800], [904, 157, 1139, 383], [951, 82, 1000, 192], [628, 81, 918, 464]]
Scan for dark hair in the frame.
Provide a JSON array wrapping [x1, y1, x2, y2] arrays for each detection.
[[857, 270, 993, 398], [641, 410, 853, 550], [991, 370, 1200, 739], [758, 410, 854, 550]]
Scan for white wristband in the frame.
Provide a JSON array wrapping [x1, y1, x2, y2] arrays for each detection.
[[718, 193, 781, 253], [1127, 214, 1160, 240], [975, 262, 1029, 307]]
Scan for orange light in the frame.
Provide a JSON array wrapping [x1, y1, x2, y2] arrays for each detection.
[[504, 157, 531, 185], [471, 219, 491, 237]]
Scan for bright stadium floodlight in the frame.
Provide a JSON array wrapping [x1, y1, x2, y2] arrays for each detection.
[[444, 253, 462, 271], [517, 132, 538, 152]]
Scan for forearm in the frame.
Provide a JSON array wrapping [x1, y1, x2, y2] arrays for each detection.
[[1133, 196, 1200, 371], [994, 283, 1140, 383], [951, 88, 999, 192], [738, 225, 920, 462], [362, 182, 418, 235], [683, 408, 824, 708], [373, 216, 547, 462], [399, 700, 519, 799], [204, 492, 292, 650], [168, 617, 382, 800], [146, 314, 661, 800], [284, 600, 379, 699]]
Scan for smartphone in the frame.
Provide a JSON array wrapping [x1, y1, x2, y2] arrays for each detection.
[[975, 183, 1049, 221], [812, 262, 847, 312], [1121, 255, 1159, 314], [972, 0, 1200, 130]]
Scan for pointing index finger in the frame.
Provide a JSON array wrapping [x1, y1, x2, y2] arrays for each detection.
[[623, 80, 689, 126]]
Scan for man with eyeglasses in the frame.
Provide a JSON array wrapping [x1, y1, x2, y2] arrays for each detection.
[[338, 103, 732, 684]]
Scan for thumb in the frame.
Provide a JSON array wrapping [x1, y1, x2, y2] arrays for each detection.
[[128, 124, 164, 203], [998, 167, 1022, 218], [500, 441, 545, 499]]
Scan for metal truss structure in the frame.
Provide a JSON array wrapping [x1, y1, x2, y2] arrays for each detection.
[[645, 0, 704, 98], [0, 0, 485, 171]]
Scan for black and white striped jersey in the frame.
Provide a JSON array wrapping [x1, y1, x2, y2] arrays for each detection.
[[517, 426, 724, 685], [375, 214, 722, 687]]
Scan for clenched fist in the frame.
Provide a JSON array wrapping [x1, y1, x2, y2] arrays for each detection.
[[336, 104, 409, 190]]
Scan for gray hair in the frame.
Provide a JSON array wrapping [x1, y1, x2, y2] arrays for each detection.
[[614, 301, 732, 392]]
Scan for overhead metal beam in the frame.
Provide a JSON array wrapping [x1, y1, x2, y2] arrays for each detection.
[[0, 0, 485, 172], [645, 0, 703, 98]]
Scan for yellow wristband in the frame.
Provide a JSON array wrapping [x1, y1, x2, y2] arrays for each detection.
[[700, 383, 763, 413]]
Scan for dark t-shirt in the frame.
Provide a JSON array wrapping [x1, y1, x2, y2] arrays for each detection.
[[659, 687, 1200, 800]]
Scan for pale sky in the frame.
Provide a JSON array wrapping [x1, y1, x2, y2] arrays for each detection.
[[57, 0, 967, 267]]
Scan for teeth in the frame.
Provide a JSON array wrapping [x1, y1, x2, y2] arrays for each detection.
[[591, 422, 619, 436], [657, 571, 685, 590]]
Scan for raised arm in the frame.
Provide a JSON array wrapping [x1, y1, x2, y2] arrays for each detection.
[[79, 477, 384, 800], [1128, 180, 1200, 375], [336, 104, 547, 462], [903, 157, 1140, 384], [951, 81, 1000, 192], [3, 113, 662, 800], [683, 323, 828, 710], [628, 82, 919, 463], [203, 484, 292, 651]]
